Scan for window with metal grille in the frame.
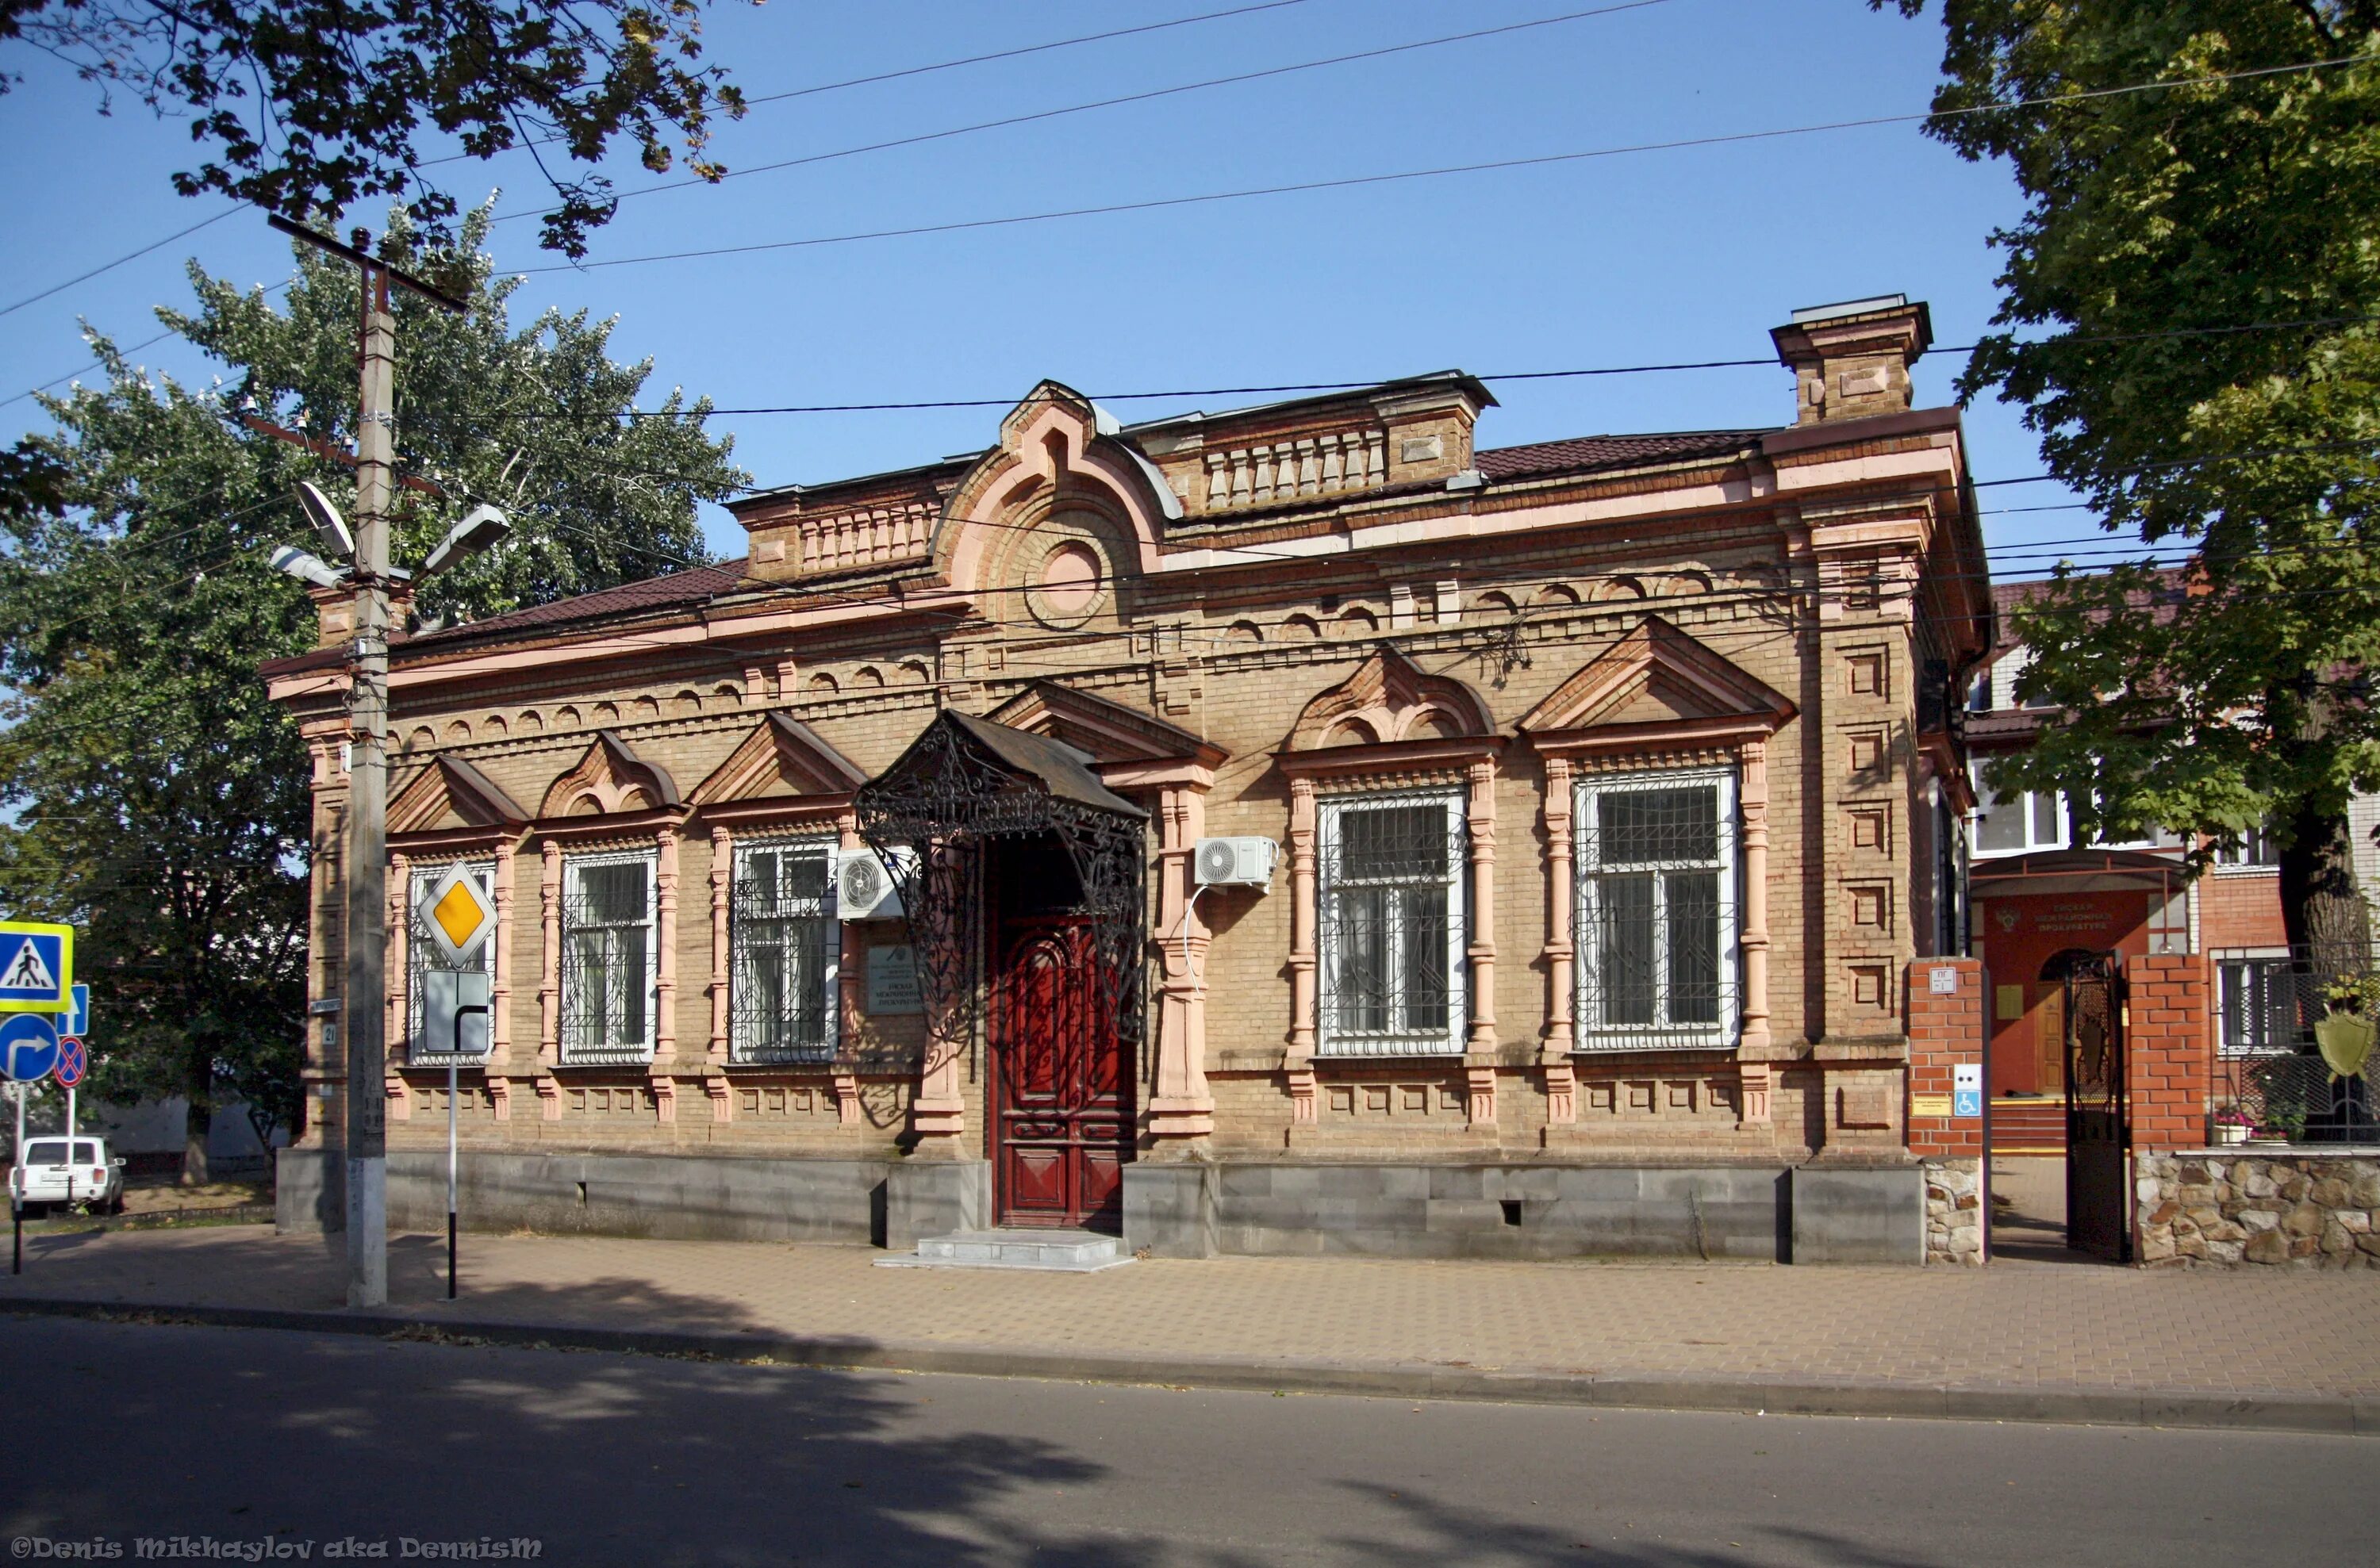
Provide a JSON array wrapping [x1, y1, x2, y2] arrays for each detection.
[[731, 839, 839, 1063], [1576, 769, 1737, 1050], [406, 860, 495, 1065], [1317, 792, 1465, 1055], [561, 852, 655, 1064], [2218, 957, 2301, 1056]]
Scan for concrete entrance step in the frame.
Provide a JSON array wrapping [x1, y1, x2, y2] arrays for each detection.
[[875, 1229, 1134, 1273]]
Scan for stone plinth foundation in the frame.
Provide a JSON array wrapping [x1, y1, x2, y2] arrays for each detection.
[[1921, 1156, 1983, 1265], [2135, 1150, 2380, 1268]]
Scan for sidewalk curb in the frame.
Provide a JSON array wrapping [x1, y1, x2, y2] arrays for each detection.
[[4, 1294, 2370, 1436]]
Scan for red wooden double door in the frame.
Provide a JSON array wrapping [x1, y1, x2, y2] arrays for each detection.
[[991, 915, 1133, 1232]]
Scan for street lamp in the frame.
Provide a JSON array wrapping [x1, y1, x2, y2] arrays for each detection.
[[270, 545, 346, 590], [420, 504, 510, 580]]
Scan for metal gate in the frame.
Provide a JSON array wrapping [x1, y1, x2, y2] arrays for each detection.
[[2063, 953, 2132, 1260]]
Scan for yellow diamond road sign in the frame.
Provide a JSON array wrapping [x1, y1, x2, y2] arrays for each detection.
[[417, 864, 496, 967]]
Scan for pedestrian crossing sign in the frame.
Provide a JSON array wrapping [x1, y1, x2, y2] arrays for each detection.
[[416, 863, 497, 968], [0, 921, 73, 1014]]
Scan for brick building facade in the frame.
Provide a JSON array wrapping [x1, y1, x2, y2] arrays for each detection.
[[267, 295, 1994, 1262]]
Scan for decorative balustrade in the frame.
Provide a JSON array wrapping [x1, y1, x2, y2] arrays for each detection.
[[795, 500, 937, 574], [1201, 429, 1388, 512]]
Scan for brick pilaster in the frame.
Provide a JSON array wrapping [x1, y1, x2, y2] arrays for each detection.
[[2125, 953, 2213, 1152]]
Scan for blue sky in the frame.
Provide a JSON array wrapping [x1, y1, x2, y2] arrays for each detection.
[[0, 0, 2101, 570]]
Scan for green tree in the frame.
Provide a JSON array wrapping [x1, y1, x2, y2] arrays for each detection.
[[1884, 2, 2380, 960], [0, 212, 745, 1179], [0, 0, 747, 256]]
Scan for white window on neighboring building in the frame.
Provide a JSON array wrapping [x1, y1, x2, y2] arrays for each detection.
[[561, 850, 657, 1064], [2217, 955, 2301, 1056], [1971, 760, 2067, 856], [1316, 792, 1466, 1056], [1576, 767, 1738, 1051], [731, 838, 839, 1064], [2213, 822, 2280, 868], [407, 860, 495, 1064]]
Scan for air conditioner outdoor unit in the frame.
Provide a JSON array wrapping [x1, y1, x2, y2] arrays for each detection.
[[1194, 836, 1277, 889], [836, 848, 912, 921]]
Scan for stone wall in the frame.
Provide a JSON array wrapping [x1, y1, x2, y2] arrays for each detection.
[[2136, 1150, 2380, 1267], [1921, 1156, 1983, 1265]]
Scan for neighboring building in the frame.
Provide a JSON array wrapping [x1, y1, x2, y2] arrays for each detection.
[[1964, 576, 2288, 1107], [265, 294, 1994, 1261]]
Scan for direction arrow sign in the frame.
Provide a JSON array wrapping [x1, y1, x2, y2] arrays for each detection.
[[53, 1036, 86, 1090], [416, 863, 497, 968], [0, 922, 72, 1014], [1, 1014, 60, 1082], [62, 983, 89, 1040]]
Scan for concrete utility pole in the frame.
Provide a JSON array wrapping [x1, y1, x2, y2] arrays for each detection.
[[267, 217, 467, 1307]]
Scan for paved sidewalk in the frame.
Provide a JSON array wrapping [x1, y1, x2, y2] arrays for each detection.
[[4, 1224, 2377, 1432]]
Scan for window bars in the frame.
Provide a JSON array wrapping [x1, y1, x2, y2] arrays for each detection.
[[407, 860, 494, 1067], [1576, 769, 1738, 1051], [1317, 793, 1466, 1056], [731, 839, 838, 1064], [560, 853, 656, 1064]]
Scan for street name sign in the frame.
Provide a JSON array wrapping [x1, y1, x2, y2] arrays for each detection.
[[0, 922, 71, 1014], [1, 1014, 61, 1082]]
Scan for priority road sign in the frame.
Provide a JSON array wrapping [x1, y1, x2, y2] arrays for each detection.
[[61, 983, 89, 1040], [0, 922, 72, 1014], [53, 1036, 86, 1090], [416, 863, 497, 968], [0, 1014, 60, 1082]]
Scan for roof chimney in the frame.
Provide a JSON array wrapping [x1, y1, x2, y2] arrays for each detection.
[[1770, 294, 1932, 426]]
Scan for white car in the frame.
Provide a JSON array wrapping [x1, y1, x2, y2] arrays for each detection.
[[10, 1137, 125, 1213]]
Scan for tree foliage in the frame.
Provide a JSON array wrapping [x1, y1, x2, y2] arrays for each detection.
[[0, 213, 745, 1176], [1885, 1, 2380, 952], [0, 0, 748, 255]]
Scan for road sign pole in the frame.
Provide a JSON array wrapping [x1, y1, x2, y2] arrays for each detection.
[[63, 1083, 73, 1210], [12, 1083, 23, 1275], [446, 1062, 459, 1300]]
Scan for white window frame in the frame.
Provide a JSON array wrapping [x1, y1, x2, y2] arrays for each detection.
[[560, 849, 658, 1064], [406, 859, 496, 1065], [1969, 759, 2067, 857], [729, 836, 841, 1064], [1574, 765, 1739, 1052], [2212, 822, 2280, 871], [1315, 788, 1467, 1057]]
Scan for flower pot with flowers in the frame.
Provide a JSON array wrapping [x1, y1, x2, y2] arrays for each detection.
[[2213, 1107, 2255, 1146]]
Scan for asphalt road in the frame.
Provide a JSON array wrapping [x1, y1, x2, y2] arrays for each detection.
[[0, 1317, 2369, 1567]]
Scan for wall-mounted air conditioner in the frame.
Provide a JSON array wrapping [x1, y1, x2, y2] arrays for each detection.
[[1194, 836, 1277, 890], [837, 848, 913, 921]]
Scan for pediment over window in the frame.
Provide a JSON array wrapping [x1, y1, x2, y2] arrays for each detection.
[[1286, 644, 1495, 751], [539, 730, 681, 819], [987, 680, 1228, 778], [689, 712, 870, 807], [389, 755, 531, 835], [1518, 615, 1795, 751]]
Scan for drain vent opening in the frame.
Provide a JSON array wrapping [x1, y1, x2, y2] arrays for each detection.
[[1499, 1198, 1523, 1228]]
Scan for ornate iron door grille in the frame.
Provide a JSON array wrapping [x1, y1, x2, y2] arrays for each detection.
[[730, 840, 837, 1064], [560, 853, 656, 1065], [1575, 769, 1738, 1052], [2062, 953, 2131, 1261], [407, 859, 495, 1066], [1316, 792, 1466, 1056], [855, 715, 1148, 1064]]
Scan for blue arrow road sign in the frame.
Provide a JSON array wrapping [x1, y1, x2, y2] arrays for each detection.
[[0, 922, 72, 1013], [62, 983, 88, 1040], [53, 1036, 86, 1089], [1, 1014, 60, 1082]]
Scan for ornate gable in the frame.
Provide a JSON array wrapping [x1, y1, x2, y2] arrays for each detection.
[[1518, 615, 1795, 748], [539, 730, 681, 819], [689, 713, 869, 807], [987, 681, 1227, 772], [388, 755, 532, 836], [1287, 644, 1495, 751]]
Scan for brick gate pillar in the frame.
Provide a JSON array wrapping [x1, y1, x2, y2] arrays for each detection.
[[2125, 952, 2213, 1153], [1906, 957, 1985, 1263]]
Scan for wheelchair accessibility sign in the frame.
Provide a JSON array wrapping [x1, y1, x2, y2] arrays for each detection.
[[0, 921, 73, 1014]]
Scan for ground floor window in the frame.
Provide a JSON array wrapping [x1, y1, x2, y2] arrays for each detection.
[[2217, 956, 2301, 1056], [562, 850, 656, 1064], [1317, 791, 1466, 1056], [731, 838, 839, 1063], [1576, 766, 1738, 1050]]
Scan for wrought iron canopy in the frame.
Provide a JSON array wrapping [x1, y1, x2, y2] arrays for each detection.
[[856, 711, 1150, 1051]]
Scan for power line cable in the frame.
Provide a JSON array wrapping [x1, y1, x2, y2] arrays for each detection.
[[497, 1, 1676, 227], [516, 53, 2374, 275]]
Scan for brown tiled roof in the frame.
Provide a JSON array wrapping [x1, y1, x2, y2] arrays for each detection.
[[1475, 430, 1769, 483], [403, 560, 752, 649]]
